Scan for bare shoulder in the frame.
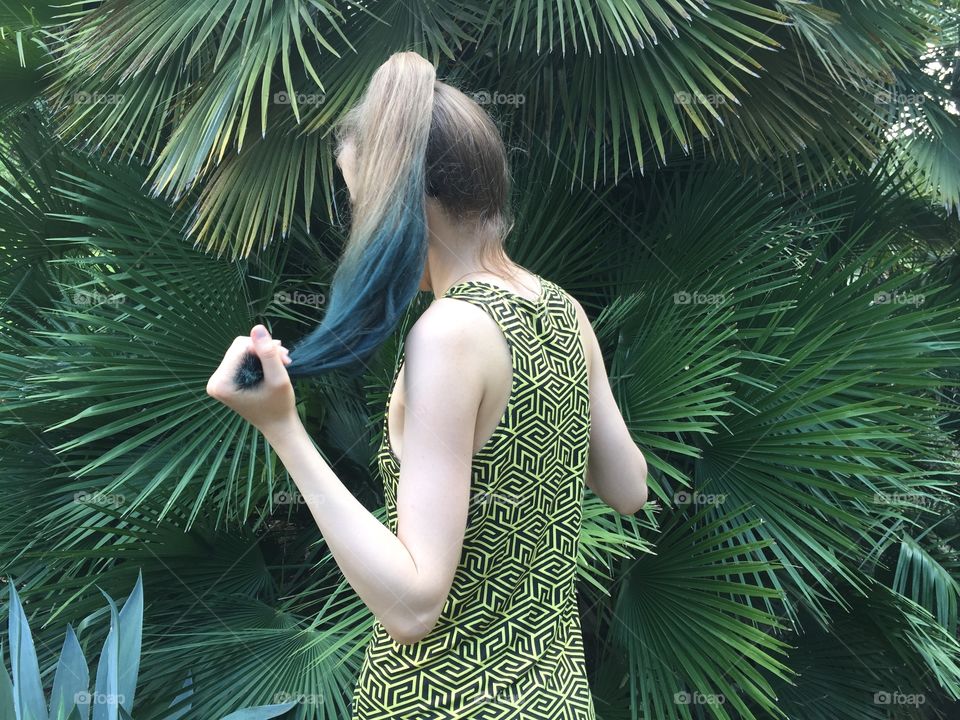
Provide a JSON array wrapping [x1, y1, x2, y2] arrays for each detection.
[[404, 296, 502, 360]]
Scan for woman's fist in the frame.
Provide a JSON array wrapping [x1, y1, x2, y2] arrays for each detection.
[[206, 325, 298, 437]]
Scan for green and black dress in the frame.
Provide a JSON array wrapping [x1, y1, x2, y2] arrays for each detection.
[[350, 276, 596, 719]]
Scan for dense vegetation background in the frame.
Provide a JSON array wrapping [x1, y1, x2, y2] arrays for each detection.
[[2, 0, 960, 718]]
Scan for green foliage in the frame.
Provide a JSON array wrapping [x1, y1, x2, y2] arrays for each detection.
[[1, 0, 960, 718], [2, 573, 298, 719]]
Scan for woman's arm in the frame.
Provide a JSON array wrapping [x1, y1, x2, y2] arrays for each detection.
[[206, 310, 482, 644], [570, 297, 649, 515]]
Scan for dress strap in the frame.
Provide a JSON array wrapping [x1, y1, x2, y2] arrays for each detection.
[[442, 275, 562, 343]]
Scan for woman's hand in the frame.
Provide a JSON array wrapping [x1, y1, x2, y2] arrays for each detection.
[[206, 324, 298, 437]]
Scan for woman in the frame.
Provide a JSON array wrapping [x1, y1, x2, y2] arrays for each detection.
[[206, 51, 648, 719]]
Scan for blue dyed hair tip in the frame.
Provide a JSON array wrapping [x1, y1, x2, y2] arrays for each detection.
[[234, 350, 265, 389]]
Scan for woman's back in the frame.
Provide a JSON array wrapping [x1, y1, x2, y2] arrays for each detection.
[[351, 276, 596, 719]]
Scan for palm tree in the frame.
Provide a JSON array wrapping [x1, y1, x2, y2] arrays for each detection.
[[2, 0, 959, 718]]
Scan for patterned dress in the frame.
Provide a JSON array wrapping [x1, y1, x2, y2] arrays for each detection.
[[350, 275, 596, 719]]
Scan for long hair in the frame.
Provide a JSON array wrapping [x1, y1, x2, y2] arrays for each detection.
[[235, 51, 513, 388]]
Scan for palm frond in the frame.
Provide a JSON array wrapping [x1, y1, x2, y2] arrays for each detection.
[[609, 504, 791, 720]]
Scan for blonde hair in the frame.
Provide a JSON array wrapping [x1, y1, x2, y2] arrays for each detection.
[[335, 52, 515, 275], [236, 51, 516, 387]]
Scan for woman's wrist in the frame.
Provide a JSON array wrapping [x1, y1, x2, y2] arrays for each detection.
[[261, 414, 308, 451]]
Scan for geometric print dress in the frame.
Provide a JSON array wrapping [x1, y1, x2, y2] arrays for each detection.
[[350, 275, 597, 719]]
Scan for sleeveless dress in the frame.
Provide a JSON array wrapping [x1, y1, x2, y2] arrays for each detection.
[[350, 275, 596, 720]]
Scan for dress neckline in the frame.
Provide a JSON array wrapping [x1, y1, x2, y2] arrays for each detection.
[[442, 274, 547, 307]]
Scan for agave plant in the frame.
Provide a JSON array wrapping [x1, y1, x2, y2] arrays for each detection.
[[1, 573, 297, 720]]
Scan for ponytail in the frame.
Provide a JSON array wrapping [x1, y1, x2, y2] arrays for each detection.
[[235, 52, 436, 389]]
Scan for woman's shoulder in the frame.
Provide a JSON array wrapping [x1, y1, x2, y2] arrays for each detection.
[[398, 296, 506, 408], [405, 294, 502, 356]]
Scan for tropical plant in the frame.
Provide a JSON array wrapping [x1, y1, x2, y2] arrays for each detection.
[[1, 573, 297, 719], [1, 0, 960, 719]]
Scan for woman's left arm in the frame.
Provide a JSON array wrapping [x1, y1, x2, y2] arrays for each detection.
[[206, 314, 482, 644]]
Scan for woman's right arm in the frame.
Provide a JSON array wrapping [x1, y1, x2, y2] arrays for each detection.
[[571, 297, 649, 515]]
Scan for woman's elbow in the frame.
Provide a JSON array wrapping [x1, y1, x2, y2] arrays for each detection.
[[385, 606, 440, 645], [615, 449, 648, 515], [386, 619, 429, 645], [614, 490, 647, 516], [387, 626, 425, 645]]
